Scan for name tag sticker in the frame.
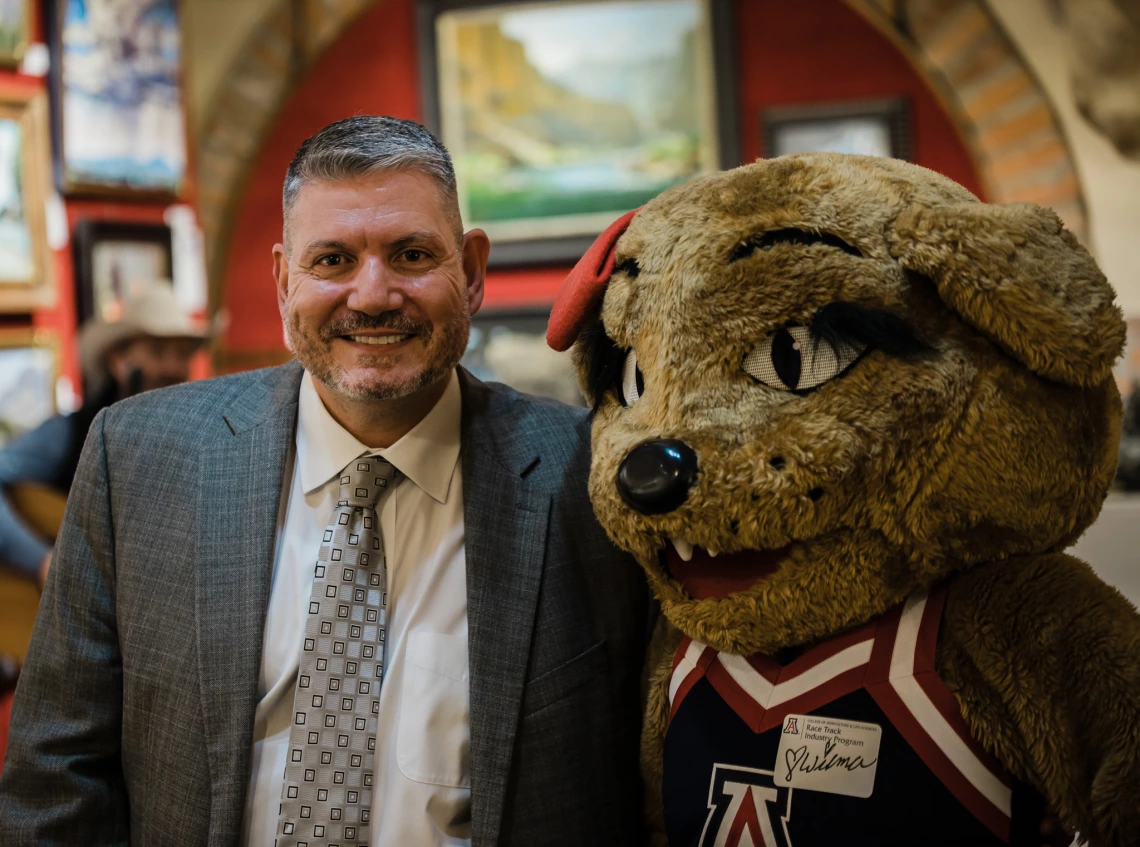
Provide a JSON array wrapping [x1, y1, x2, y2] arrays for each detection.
[[775, 714, 881, 798]]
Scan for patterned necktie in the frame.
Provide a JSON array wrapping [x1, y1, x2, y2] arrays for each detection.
[[277, 455, 398, 847]]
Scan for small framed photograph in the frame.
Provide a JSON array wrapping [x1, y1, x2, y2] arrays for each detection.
[[419, 0, 739, 266], [0, 0, 31, 67], [763, 98, 912, 161], [0, 327, 58, 446], [462, 309, 583, 406], [47, 0, 187, 198], [72, 220, 173, 324], [0, 88, 54, 313]]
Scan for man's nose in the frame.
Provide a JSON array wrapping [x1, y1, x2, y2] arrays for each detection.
[[346, 256, 407, 313], [616, 439, 698, 515]]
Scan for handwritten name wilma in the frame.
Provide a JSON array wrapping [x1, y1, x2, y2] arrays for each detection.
[[782, 737, 878, 783]]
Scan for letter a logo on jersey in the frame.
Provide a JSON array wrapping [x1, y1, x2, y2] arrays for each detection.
[[701, 764, 793, 847], [783, 717, 799, 735]]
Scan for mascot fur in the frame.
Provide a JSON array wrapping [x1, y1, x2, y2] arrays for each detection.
[[547, 154, 1140, 847]]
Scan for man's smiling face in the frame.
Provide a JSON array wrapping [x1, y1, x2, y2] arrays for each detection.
[[274, 169, 478, 402]]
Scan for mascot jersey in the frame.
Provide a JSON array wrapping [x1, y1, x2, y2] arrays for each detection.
[[663, 588, 1045, 847]]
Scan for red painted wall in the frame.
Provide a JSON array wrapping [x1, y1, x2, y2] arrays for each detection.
[[221, 0, 984, 359], [738, 0, 983, 195]]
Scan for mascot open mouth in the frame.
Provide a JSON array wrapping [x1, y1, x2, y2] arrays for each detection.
[[662, 544, 791, 599]]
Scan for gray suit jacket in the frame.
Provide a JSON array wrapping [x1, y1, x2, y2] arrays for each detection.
[[0, 363, 651, 846]]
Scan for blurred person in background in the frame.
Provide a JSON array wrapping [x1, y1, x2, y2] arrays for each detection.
[[0, 284, 207, 589]]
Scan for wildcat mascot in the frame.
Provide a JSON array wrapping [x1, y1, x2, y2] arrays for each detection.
[[547, 154, 1140, 847]]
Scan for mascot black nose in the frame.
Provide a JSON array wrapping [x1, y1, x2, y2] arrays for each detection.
[[617, 439, 699, 515]]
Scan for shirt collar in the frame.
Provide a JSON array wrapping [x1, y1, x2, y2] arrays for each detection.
[[296, 369, 462, 504]]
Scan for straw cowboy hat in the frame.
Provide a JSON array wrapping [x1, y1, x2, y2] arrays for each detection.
[[77, 284, 209, 388]]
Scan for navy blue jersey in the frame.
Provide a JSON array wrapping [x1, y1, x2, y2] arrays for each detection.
[[662, 589, 1044, 846]]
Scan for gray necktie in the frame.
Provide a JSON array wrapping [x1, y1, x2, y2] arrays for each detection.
[[277, 455, 398, 847]]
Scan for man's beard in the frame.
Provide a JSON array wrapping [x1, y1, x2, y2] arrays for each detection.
[[288, 308, 470, 401]]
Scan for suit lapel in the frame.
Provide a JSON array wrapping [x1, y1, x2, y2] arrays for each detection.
[[195, 362, 302, 838], [459, 370, 550, 847]]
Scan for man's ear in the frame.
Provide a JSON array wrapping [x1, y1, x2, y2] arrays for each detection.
[[888, 202, 1125, 387], [461, 229, 490, 317], [273, 242, 290, 318]]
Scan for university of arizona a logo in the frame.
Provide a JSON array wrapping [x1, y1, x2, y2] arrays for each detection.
[[783, 717, 799, 735], [700, 764, 793, 847]]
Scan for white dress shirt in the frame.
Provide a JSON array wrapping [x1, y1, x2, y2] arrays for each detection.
[[241, 369, 471, 846]]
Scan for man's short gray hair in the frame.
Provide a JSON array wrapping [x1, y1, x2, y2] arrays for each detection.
[[283, 116, 462, 246]]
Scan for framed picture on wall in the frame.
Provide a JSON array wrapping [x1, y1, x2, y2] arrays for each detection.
[[0, 0, 31, 67], [419, 0, 739, 266], [72, 220, 173, 324], [47, 0, 187, 199], [461, 309, 584, 406], [0, 89, 54, 313], [0, 327, 57, 446], [763, 98, 912, 162]]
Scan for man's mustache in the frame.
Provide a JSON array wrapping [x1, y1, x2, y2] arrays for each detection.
[[319, 311, 432, 343]]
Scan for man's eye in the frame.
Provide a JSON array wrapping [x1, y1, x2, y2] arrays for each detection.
[[315, 254, 344, 267], [400, 249, 430, 263], [742, 326, 864, 393]]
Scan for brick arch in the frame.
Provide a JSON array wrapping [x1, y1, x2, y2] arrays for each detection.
[[198, 0, 1088, 328], [848, 0, 1087, 237], [196, 0, 381, 316]]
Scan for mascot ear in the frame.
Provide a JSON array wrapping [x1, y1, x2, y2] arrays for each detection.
[[547, 209, 639, 352], [889, 202, 1125, 387]]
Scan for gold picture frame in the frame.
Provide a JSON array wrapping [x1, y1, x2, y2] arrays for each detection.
[[0, 326, 59, 444], [420, 0, 739, 266], [48, 0, 187, 199], [0, 87, 54, 312], [0, 0, 31, 68]]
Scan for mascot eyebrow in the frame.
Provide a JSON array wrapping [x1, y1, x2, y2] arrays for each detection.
[[731, 228, 863, 261], [581, 302, 931, 413]]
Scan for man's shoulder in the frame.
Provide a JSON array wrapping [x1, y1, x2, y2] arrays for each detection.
[[461, 372, 591, 465], [101, 362, 302, 443], [464, 372, 588, 431]]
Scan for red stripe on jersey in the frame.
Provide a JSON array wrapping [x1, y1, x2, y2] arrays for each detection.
[[911, 668, 1010, 786], [669, 646, 717, 721], [867, 677, 1011, 842], [754, 663, 871, 734], [867, 601, 906, 683], [914, 586, 946, 675], [705, 657, 769, 732], [757, 618, 877, 687], [673, 636, 693, 673], [745, 652, 783, 684]]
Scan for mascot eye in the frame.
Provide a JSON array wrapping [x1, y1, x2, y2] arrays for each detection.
[[743, 326, 864, 393], [620, 350, 645, 406]]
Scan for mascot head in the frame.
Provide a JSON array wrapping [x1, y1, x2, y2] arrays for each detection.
[[550, 153, 1125, 655]]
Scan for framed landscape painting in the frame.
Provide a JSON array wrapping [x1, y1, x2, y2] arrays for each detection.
[[420, 0, 737, 265], [461, 310, 583, 406], [49, 0, 187, 198], [72, 219, 173, 323], [0, 89, 54, 312], [763, 98, 912, 162], [0, 328, 57, 446], [0, 0, 30, 66]]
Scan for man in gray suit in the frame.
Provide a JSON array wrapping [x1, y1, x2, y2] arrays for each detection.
[[0, 117, 650, 845]]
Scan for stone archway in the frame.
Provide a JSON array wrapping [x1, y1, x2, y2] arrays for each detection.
[[195, 0, 381, 315], [197, 0, 1088, 323], [850, 0, 1087, 236]]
